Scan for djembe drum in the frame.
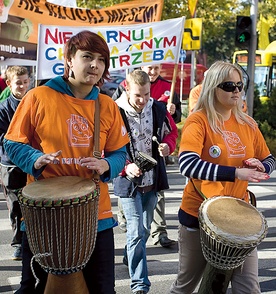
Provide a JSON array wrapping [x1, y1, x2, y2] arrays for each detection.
[[198, 196, 268, 293], [18, 176, 99, 294], [198, 196, 267, 270]]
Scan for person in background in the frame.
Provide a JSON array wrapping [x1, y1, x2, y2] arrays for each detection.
[[0, 86, 11, 102], [0, 66, 30, 261], [188, 69, 208, 115], [0, 69, 10, 102], [113, 64, 182, 124], [169, 61, 275, 294], [140, 64, 182, 124], [4, 30, 129, 294], [113, 63, 180, 247], [188, 83, 203, 115], [0, 70, 7, 93], [113, 69, 177, 294]]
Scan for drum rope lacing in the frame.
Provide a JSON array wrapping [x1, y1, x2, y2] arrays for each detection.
[[31, 253, 52, 288], [18, 184, 99, 277]]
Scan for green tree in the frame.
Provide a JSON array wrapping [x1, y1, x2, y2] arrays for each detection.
[[254, 87, 276, 155], [77, 0, 128, 9]]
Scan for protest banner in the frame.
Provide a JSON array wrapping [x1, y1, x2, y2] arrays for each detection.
[[0, 0, 163, 43], [36, 17, 185, 79], [0, 0, 163, 62]]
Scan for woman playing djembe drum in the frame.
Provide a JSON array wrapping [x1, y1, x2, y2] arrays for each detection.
[[169, 61, 275, 294], [3, 31, 129, 294]]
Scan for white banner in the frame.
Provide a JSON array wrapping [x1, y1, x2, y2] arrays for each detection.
[[36, 17, 185, 79]]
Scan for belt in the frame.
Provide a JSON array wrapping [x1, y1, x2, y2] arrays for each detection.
[[136, 184, 155, 194]]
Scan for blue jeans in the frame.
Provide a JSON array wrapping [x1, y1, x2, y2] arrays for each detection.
[[121, 190, 158, 293]]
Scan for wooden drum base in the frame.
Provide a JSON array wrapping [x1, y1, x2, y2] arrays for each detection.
[[198, 263, 233, 294], [44, 271, 89, 294]]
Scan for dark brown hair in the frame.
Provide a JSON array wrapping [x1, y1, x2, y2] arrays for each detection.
[[63, 30, 110, 86]]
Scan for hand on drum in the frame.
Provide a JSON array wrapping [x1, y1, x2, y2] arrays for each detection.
[[79, 157, 109, 175], [125, 163, 143, 178], [235, 166, 270, 182], [158, 143, 170, 157], [34, 150, 62, 169]]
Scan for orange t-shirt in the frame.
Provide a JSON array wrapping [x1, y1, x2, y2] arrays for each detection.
[[188, 84, 202, 114], [5, 86, 129, 220], [179, 111, 271, 218]]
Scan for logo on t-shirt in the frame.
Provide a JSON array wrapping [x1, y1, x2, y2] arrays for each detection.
[[67, 114, 92, 147], [209, 145, 221, 158], [222, 131, 246, 158]]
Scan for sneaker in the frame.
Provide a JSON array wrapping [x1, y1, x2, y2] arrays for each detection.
[[119, 222, 127, 232], [12, 246, 22, 260]]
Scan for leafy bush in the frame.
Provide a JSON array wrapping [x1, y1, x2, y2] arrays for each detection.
[[254, 88, 276, 156]]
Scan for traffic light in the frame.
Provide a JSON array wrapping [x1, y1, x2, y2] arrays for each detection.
[[235, 16, 252, 49]]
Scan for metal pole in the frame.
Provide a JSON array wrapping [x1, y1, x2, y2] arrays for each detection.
[[190, 12, 197, 92], [247, 0, 258, 117], [190, 50, 196, 90], [179, 49, 186, 101]]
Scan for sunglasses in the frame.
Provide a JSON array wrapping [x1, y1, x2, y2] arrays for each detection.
[[217, 81, 244, 92]]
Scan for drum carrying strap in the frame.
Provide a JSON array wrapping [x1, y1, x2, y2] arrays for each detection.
[[191, 179, 257, 207], [190, 178, 207, 200], [93, 97, 101, 181]]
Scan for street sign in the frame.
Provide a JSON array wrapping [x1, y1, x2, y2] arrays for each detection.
[[188, 0, 198, 18], [182, 18, 202, 50]]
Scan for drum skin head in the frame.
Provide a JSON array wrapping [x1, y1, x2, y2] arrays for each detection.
[[199, 196, 267, 270], [22, 176, 96, 200], [206, 197, 262, 236], [138, 151, 157, 164]]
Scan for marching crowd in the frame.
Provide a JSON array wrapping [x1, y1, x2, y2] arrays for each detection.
[[0, 31, 275, 294]]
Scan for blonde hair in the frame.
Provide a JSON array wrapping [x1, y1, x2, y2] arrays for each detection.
[[193, 61, 256, 134], [126, 70, 150, 89], [6, 66, 29, 82]]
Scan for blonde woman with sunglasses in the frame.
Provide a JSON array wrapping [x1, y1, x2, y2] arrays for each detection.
[[169, 61, 275, 294]]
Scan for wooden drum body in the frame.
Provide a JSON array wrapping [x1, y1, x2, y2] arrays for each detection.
[[198, 196, 267, 270], [18, 176, 99, 293]]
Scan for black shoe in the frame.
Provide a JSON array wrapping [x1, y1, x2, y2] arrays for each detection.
[[165, 156, 175, 165], [134, 291, 147, 294], [159, 236, 176, 248]]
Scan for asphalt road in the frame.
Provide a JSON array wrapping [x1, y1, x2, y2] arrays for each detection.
[[0, 162, 275, 293]]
